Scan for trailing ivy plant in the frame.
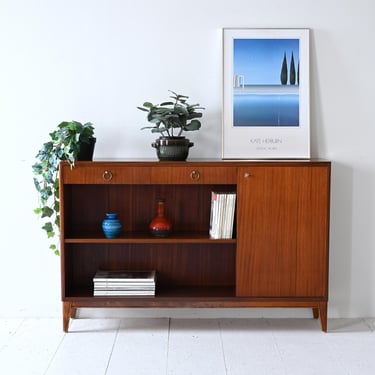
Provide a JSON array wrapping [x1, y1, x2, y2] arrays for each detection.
[[32, 121, 95, 255]]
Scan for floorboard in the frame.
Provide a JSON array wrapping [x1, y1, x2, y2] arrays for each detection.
[[0, 318, 374, 375]]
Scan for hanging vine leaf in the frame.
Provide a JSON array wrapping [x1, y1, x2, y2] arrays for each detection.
[[33, 121, 95, 255]]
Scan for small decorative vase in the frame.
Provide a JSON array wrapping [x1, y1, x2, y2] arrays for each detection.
[[149, 199, 172, 237], [102, 213, 122, 238]]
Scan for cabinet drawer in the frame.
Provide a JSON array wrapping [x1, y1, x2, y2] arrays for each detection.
[[60, 164, 151, 184], [151, 166, 236, 184]]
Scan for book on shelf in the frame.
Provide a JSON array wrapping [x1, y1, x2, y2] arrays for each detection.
[[93, 270, 156, 297], [209, 191, 236, 239]]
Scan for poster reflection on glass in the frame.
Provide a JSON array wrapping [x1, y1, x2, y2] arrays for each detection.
[[222, 28, 310, 159]]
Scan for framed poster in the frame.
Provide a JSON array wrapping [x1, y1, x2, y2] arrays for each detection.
[[222, 28, 310, 159]]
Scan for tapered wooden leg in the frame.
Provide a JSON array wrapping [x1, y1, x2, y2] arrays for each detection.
[[312, 308, 319, 319], [319, 302, 328, 332], [71, 307, 77, 319], [63, 302, 71, 332]]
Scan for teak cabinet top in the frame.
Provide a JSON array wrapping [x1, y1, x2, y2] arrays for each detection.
[[60, 160, 330, 185]]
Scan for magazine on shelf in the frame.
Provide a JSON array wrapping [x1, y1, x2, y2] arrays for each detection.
[[209, 191, 236, 239], [93, 270, 156, 283], [93, 269, 156, 297], [94, 284, 156, 290], [94, 290, 155, 296]]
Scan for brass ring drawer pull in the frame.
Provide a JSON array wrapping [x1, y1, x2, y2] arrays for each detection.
[[190, 170, 200, 181], [102, 170, 113, 181]]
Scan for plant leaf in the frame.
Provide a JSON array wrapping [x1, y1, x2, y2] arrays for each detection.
[[184, 119, 201, 131], [137, 106, 149, 112]]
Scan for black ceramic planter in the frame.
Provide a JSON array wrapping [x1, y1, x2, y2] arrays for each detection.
[[77, 137, 96, 161], [152, 136, 193, 161]]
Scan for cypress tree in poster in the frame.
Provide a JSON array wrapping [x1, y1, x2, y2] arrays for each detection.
[[290, 52, 296, 85], [280, 52, 288, 85]]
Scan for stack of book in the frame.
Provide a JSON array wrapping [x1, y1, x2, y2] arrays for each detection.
[[93, 270, 156, 296], [209, 191, 236, 239]]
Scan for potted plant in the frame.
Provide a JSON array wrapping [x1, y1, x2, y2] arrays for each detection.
[[138, 90, 204, 161], [32, 121, 95, 255]]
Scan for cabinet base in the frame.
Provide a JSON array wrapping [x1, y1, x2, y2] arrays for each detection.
[[62, 300, 328, 333]]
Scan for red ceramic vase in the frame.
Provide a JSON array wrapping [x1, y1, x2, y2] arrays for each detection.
[[149, 199, 172, 237]]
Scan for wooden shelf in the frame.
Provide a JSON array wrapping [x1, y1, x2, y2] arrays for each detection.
[[65, 286, 236, 299], [64, 232, 236, 244]]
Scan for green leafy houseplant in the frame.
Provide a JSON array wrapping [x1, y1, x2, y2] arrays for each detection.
[[32, 121, 95, 255], [137, 90, 204, 160], [138, 90, 204, 136]]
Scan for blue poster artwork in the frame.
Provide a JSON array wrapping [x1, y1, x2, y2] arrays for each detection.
[[233, 38, 300, 127]]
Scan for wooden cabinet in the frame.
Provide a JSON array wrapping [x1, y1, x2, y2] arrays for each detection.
[[59, 160, 330, 332]]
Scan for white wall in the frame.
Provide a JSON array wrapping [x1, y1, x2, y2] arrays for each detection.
[[0, 0, 374, 318]]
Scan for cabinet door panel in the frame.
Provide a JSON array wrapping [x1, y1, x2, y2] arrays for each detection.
[[236, 165, 330, 298]]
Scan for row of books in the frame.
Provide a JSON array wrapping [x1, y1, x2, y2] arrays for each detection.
[[209, 191, 236, 239], [93, 270, 156, 296]]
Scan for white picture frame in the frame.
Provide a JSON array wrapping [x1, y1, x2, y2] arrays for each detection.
[[222, 28, 310, 159]]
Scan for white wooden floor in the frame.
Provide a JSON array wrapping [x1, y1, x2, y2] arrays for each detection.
[[0, 317, 374, 374]]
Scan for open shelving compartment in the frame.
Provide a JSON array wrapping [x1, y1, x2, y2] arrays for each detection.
[[61, 182, 238, 328]]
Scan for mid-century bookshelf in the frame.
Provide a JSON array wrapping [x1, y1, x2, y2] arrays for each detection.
[[59, 160, 331, 332]]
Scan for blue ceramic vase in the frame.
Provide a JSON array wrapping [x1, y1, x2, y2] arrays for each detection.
[[102, 213, 122, 238]]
